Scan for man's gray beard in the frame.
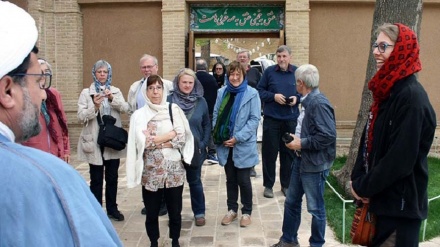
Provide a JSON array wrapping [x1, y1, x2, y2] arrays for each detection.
[[18, 88, 41, 142]]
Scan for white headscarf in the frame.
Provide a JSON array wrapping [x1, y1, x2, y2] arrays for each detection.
[[0, 1, 38, 78]]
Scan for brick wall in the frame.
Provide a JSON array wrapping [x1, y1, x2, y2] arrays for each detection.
[[286, 0, 310, 65], [25, 0, 83, 150], [25, 0, 309, 150]]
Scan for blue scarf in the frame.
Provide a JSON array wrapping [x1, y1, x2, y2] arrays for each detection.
[[223, 78, 247, 136]]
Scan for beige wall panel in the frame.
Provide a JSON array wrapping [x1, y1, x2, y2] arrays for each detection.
[[310, 2, 374, 123], [419, 4, 440, 120], [81, 3, 162, 97]]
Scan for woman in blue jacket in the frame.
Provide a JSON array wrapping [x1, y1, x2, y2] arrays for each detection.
[[212, 60, 261, 228]]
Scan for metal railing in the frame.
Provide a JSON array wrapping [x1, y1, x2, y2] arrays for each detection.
[[326, 180, 440, 243], [422, 195, 440, 241], [325, 180, 353, 244]]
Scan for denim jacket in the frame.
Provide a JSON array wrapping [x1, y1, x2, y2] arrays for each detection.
[[213, 86, 261, 168], [299, 89, 336, 172]]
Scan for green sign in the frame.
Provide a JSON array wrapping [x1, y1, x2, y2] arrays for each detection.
[[190, 5, 284, 32]]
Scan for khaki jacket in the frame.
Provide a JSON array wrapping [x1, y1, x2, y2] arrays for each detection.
[[77, 84, 129, 165]]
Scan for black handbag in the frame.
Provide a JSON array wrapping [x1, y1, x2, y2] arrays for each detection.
[[168, 103, 202, 170], [97, 112, 128, 151]]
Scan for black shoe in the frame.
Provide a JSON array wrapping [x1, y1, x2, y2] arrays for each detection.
[[281, 187, 288, 197], [141, 207, 146, 215], [158, 196, 168, 216], [250, 166, 257, 177], [108, 210, 125, 221], [159, 205, 168, 216], [172, 239, 180, 247]]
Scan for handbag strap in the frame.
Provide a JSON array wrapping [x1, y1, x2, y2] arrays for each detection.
[[168, 102, 174, 124], [91, 93, 104, 126], [96, 111, 104, 126], [168, 103, 183, 158]]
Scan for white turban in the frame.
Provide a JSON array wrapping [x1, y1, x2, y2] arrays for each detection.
[[0, 1, 38, 79]]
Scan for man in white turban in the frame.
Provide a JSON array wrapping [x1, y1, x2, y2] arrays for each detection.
[[0, 2, 122, 246]]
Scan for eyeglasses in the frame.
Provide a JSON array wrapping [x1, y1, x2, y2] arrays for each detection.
[[141, 65, 157, 70], [372, 42, 394, 53], [215, 67, 223, 70], [147, 86, 163, 91], [11, 72, 52, 89]]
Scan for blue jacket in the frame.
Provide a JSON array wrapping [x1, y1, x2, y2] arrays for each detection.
[[257, 64, 300, 120], [0, 134, 122, 246], [213, 86, 261, 168], [299, 89, 336, 172]]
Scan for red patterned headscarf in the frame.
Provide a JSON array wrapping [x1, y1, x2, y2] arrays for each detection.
[[365, 23, 422, 162]]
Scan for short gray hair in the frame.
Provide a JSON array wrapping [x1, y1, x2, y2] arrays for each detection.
[[295, 64, 319, 89], [276, 45, 291, 55], [140, 54, 158, 65], [237, 50, 250, 59], [196, 59, 207, 71], [38, 58, 52, 73]]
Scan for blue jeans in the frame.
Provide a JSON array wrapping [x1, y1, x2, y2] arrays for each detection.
[[281, 157, 329, 247], [186, 164, 206, 218]]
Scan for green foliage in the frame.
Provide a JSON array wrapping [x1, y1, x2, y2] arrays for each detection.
[[195, 39, 210, 47], [325, 156, 440, 244]]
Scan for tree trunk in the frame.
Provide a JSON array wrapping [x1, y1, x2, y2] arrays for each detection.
[[201, 40, 211, 69], [334, 0, 423, 196]]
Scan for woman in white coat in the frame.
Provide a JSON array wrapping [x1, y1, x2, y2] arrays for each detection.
[[126, 75, 193, 247], [77, 60, 128, 221]]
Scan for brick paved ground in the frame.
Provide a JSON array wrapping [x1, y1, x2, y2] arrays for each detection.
[[71, 152, 440, 247]]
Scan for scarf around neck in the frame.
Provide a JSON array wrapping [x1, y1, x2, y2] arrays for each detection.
[[365, 23, 422, 166], [213, 78, 248, 142], [92, 60, 112, 93], [171, 73, 204, 112]]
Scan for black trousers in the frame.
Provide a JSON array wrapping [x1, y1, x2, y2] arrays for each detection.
[[224, 148, 253, 215], [142, 185, 184, 243], [372, 215, 422, 247], [89, 159, 120, 214], [261, 116, 297, 189]]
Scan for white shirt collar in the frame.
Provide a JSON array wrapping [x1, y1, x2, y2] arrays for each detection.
[[0, 121, 15, 142]]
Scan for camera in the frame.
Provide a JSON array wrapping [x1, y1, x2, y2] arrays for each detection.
[[282, 132, 294, 144]]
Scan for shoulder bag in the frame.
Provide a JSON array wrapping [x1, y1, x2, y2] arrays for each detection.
[[350, 201, 376, 246], [97, 111, 128, 151]]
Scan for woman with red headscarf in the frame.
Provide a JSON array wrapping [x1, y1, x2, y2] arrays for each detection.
[[350, 23, 436, 246]]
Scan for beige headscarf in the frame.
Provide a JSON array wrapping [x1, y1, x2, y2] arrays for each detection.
[[0, 1, 38, 78]]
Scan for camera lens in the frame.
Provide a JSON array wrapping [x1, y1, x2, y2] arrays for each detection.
[[282, 132, 294, 143]]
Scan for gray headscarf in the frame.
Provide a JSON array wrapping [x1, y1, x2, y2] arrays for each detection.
[[171, 68, 204, 112]]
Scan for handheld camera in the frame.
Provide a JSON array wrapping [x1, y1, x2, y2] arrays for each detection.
[[282, 132, 294, 144]]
